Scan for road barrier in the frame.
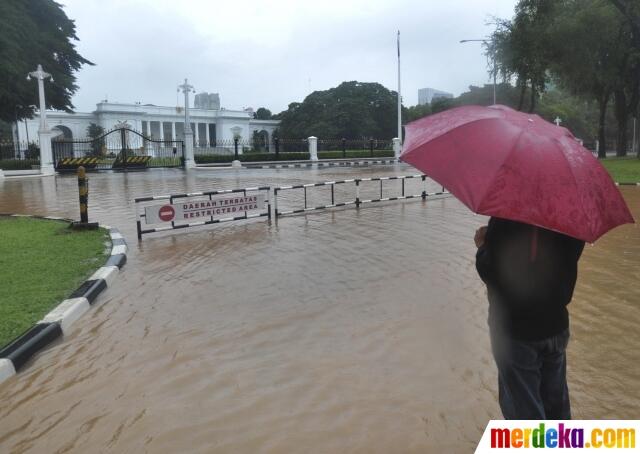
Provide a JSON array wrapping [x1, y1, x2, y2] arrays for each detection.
[[273, 175, 448, 217], [133, 175, 449, 239], [134, 186, 271, 239]]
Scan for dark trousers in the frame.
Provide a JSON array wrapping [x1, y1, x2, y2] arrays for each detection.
[[490, 327, 571, 420]]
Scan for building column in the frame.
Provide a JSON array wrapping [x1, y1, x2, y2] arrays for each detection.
[[194, 123, 200, 147], [159, 121, 164, 142], [205, 123, 210, 147], [171, 122, 176, 141], [146, 120, 151, 137]]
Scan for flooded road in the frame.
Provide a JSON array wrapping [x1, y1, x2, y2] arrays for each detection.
[[0, 167, 638, 453]]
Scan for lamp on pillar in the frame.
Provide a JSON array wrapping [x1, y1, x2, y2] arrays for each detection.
[[27, 64, 55, 175], [178, 79, 196, 169]]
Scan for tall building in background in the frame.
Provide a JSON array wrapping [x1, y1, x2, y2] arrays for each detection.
[[418, 88, 453, 105], [194, 92, 221, 110]]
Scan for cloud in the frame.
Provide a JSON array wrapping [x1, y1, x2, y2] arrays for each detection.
[[62, 0, 517, 114]]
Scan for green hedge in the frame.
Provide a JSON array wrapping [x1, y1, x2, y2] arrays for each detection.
[[194, 149, 394, 164], [195, 153, 308, 163], [0, 159, 40, 170], [318, 150, 393, 159]]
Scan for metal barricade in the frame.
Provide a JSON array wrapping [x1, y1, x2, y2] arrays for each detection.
[[135, 186, 271, 239]]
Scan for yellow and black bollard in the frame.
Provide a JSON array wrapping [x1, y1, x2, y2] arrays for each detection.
[[78, 165, 88, 223], [71, 166, 99, 230]]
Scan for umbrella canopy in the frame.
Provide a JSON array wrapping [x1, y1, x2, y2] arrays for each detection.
[[400, 104, 634, 243]]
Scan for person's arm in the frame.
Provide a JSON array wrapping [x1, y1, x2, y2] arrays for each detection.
[[574, 239, 585, 261], [563, 236, 585, 263], [475, 218, 496, 285]]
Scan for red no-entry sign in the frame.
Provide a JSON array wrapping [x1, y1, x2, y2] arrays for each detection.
[[158, 205, 175, 222]]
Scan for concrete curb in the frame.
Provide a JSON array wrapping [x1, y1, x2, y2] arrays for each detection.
[[0, 215, 127, 385], [615, 182, 640, 186]]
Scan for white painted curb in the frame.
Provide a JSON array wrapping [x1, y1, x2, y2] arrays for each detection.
[[0, 216, 128, 386], [0, 358, 16, 382], [40, 297, 91, 334], [89, 266, 119, 287], [111, 244, 127, 255]]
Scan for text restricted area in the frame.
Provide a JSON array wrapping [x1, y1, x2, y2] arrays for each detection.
[[145, 194, 266, 224]]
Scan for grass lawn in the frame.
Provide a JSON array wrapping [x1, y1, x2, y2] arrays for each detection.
[[600, 157, 640, 183], [0, 217, 110, 348]]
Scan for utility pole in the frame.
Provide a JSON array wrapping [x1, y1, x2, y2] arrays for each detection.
[[397, 30, 402, 143]]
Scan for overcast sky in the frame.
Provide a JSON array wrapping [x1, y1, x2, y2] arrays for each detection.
[[62, 0, 518, 114]]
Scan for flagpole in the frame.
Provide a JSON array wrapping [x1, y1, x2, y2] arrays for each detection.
[[397, 30, 402, 143]]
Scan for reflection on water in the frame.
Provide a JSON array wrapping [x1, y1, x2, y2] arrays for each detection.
[[0, 168, 638, 453]]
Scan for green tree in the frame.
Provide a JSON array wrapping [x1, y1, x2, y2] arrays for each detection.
[[276, 81, 398, 139], [609, 0, 640, 156], [86, 122, 104, 156], [537, 89, 600, 144], [488, 0, 558, 112], [255, 107, 273, 120], [404, 104, 431, 123], [430, 97, 456, 114], [0, 120, 12, 141], [490, 0, 638, 157], [0, 0, 93, 123], [455, 83, 524, 109], [402, 84, 602, 148], [549, 0, 628, 157]]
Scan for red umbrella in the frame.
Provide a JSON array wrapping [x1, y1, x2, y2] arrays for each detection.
[[400, 104, 634, 242]]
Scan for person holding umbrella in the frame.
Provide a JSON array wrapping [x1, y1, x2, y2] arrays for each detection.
[[474, 217, 584, 419], [400, 104, 634, 420]]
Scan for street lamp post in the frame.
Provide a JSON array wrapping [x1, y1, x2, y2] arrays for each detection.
[[27, 64, 54, 131], [460, 39, 496, 105], [26, 64, 55, 175], [13, 105, 21, 157], [177, 79, 196, 169]]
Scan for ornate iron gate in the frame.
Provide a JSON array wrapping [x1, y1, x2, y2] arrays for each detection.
[[52, 127, 184, 171]]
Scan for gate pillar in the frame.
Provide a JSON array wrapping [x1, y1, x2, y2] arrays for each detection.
[[308, 136, 318, 161]]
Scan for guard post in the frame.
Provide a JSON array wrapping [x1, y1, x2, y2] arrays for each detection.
[[71, 166, 99, 230]]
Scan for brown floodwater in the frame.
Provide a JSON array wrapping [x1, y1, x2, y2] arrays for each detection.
[[0, 166, 638, 453]]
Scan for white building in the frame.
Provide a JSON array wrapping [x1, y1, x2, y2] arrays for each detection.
[[15, 99, 279, 148], [418, 88, 453, 105]]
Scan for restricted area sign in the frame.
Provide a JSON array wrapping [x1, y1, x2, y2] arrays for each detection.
[[145, 193, 266, 224]]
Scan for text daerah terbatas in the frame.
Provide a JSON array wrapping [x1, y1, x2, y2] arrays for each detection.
[[181, 196, 260, 219]]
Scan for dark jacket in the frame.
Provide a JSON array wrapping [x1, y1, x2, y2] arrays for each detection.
[[476, 217, 585, 341]]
